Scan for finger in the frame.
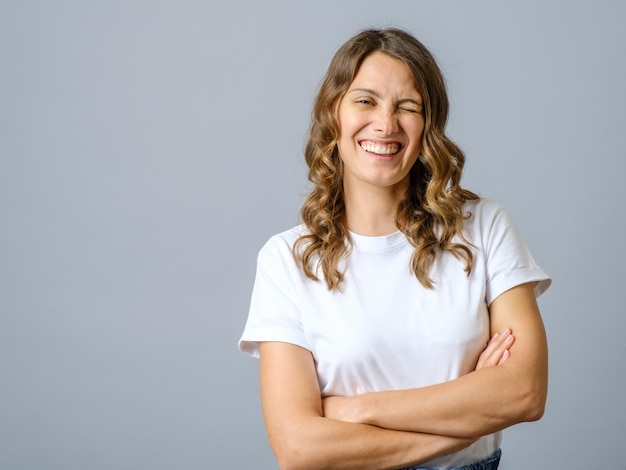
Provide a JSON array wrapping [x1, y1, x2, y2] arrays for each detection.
[[477, 344, 507, 369], [480, 330, 508, 360], [489, 329, 513, 352], [497, 349, 510, 365], [476, 330, 515, 369], [477, 348, 504, 370]]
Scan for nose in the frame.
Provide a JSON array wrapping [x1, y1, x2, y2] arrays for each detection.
[[373, 106, 399, 135]]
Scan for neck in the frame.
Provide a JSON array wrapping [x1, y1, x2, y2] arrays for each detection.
[[343, 182, 406, 237]]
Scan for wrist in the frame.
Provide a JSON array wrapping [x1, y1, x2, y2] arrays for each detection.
[[356, 392, 377, 425]]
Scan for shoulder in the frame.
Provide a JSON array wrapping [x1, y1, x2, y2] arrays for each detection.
[[461, 197, 521, 249], [463, 197, 506, 222], [256, 224, 309, 266], [260, 224, 307, 252]]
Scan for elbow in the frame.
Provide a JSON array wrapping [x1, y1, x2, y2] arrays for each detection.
[[267, 416, 336, 470], [275, 452, 323, 470], [275, 452, 310, 470], [517, 382, 547, 423], [271, 434, 322, 470], [523, 392, 546, 422], [275, 453, 301, 470], [273, 442, 304, 470]]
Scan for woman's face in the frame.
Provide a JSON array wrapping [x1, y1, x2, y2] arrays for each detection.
[[336, 52, 425, 195]]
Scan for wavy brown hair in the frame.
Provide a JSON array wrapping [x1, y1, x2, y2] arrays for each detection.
[[293, 28, 479, 290]]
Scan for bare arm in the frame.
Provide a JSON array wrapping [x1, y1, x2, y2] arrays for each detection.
[[260, 341, 477, 470], [323, 282, 548, 438]]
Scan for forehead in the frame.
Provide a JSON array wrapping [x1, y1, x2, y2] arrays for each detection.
[[348, 52, 420, 96]]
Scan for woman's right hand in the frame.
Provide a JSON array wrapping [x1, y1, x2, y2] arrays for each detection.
[[475, 328, 515, 371]]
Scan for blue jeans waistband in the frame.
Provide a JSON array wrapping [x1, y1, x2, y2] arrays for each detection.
[[400, 448, 501, 470]]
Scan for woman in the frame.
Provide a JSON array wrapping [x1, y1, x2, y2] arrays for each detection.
[[239, 28, 551, 470]]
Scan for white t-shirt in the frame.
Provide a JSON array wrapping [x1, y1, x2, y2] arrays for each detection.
[[239, 198, 551, 468]]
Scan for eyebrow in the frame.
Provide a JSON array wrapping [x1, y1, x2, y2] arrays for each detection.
[[347, 88, 423, 106]]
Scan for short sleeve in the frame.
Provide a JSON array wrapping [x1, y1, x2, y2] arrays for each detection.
[[480, 202, 552, 305], [238, 236, 310, 358]]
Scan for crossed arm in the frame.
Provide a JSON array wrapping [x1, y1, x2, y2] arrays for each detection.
[[259, 283, 548, 470]]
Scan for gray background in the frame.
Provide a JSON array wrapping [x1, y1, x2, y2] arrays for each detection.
[[1, 1, 624, 468]]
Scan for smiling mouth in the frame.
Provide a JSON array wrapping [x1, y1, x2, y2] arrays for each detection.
[[359, 140, 402, 156]]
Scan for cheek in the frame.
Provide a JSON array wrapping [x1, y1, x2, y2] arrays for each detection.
[[338, 114, 360, 139], [408, 123, 425, 154], [407, 117, 425, 139], [407, 131, 424, 163]]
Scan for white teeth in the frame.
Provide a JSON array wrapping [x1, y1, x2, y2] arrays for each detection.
[[360, 141, 400, 155]]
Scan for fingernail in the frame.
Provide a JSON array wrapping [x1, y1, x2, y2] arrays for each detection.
[[501, 328, 510, 335], [505, 335, 513, 344]]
